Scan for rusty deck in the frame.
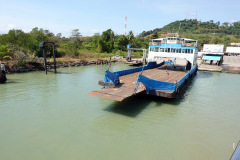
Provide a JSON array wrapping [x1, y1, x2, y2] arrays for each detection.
[[88, 65, 187, 101]]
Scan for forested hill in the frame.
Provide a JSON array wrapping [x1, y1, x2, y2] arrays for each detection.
[[139, 19, 240, 37]]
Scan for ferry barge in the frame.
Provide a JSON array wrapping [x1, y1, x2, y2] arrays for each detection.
[[89, 35, 198, 101]]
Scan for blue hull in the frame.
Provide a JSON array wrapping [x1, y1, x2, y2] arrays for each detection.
[[100, 61, 197, 98]]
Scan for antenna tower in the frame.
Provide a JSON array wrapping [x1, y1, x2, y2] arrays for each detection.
[[125, 16, 127, 36]]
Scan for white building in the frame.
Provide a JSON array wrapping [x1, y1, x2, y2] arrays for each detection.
[[200, 44, 224, 65], [226, 47, 240, 55], [198, 44, 224, 57]]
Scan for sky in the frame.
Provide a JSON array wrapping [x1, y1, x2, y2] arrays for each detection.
[[0, 0, 239, 37]]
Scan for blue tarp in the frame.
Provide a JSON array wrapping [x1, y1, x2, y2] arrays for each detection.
[[104, 70, 119, 85], [104, 61, 197, 91], [103, 62, 164, 86], [137, 75, 176, 94], [136, 64, 198, 93]]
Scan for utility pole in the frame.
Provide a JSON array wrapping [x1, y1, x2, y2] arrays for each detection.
[[125, 16, 127, 36]]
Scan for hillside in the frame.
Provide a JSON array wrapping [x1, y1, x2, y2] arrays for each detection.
[[138, 19, 240, 37]]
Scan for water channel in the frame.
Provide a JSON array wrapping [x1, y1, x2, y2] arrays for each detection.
[[0, 63, 240, 160]]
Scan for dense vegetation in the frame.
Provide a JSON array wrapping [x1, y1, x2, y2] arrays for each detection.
[[0, 19, 240, 65], [0, 28, 149, 65], [139, 19, 240, 37], [139, 19, 240, 48]]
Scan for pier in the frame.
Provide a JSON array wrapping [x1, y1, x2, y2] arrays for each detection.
[[198, 56, 240, 73]]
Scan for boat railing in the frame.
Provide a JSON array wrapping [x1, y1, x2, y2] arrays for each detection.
[[150, 42, 197, 47], [182, 43, 197, 47], [149, 42, 161, 46]]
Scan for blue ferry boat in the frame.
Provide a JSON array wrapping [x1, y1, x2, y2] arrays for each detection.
[[89, 35, 198, 101]]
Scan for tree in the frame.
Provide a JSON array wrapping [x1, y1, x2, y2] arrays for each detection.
[[98, 29, 115, 53], [222, 22, 229, 27], [28, 27, 48, 56], [0, 29, 30, 49], [71, 29, 81, 38], [56, 33, 62, 38], [93, 33, 100, 48], [69, 29, 83, 55], [127, 30, 134, 43], [0, 45, 8, 60], [116, 35, 128, 51], [152, 31, 158, 39]]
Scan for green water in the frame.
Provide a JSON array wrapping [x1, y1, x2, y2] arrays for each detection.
[[0, 63, 240, 160]]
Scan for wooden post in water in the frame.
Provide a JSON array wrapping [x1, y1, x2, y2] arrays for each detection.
[[42, 43, 47, 74], [52, 43, 56, 73], [39, 42, 57, 74]]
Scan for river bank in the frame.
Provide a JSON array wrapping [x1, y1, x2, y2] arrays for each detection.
[[3, 58, 122, 73], [2, 56, 240, 74]]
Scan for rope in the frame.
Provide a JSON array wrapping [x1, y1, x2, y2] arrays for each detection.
[[133, 65, 145, 95]]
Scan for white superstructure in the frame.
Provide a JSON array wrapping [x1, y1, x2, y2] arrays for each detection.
[[148, 36, 198, 66]]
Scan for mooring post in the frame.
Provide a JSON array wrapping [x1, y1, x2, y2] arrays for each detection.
[[39, 42, 57, 74], [143, 49, 147, 65], [52, 43, 56, 73], [42, 44, 47, 74], [128, 49, 131, 61]]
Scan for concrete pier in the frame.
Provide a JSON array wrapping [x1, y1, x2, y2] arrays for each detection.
[[198, 56, 240, 73]]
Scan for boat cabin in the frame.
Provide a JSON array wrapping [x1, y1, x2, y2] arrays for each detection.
[[148, 36, 198, 66]]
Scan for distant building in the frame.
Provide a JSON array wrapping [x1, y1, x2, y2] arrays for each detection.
[[199, 44, 224, 65], [226, 47, 240, 56], [230, 43, 240, 47]]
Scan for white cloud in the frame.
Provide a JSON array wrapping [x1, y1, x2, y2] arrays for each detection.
[[0, 24, 16, 33], [8, 24, 15, 29], [230, 19, 237, 23]]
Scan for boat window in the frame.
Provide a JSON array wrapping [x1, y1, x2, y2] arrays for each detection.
[[165, 48, 168, 52], [150, 47, 154, 51], [171, 48, 176, 53], [182, 49, 185, 53], [191, 49, 193, 54], [154, 48, 159, 52], [168, 48, 170, 52], [160, 48, 164, 52]]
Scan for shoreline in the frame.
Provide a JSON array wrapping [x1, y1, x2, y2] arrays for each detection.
[[3, 58, 240, 74], [4, 59, 123, 74]]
